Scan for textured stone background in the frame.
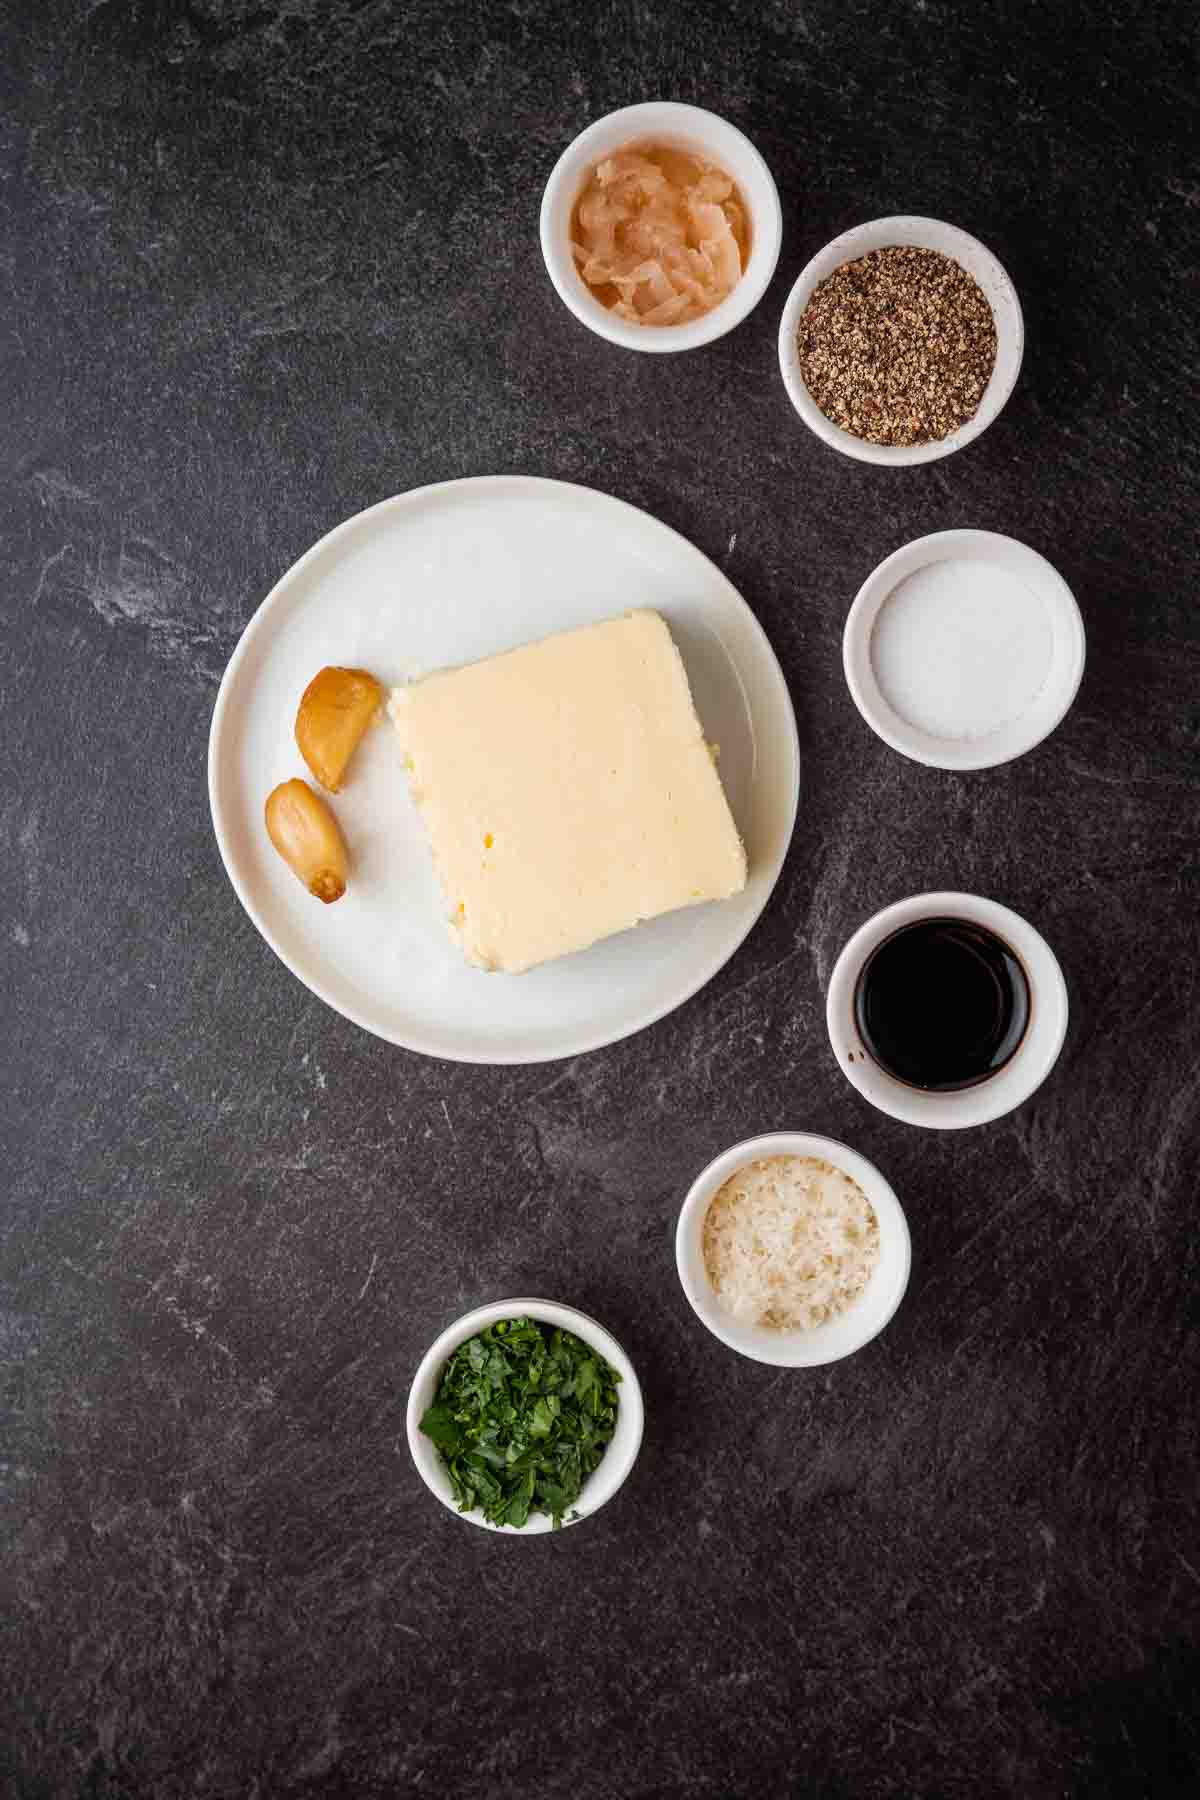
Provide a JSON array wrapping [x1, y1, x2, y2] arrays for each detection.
[[2, 2, 1198, 1796]]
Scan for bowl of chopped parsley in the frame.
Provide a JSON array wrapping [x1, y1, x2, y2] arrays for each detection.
[[407, 1300, 644, 1532]]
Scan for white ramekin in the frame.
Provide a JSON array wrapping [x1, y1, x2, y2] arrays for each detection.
[[843, 529, 1086, 771], [826, 892, 1069, 1129], [406, 1298, 644, 1533], [675, 1132, 911, 1367], [540, 102, 782, 353], [778, 215, 1024, 464]]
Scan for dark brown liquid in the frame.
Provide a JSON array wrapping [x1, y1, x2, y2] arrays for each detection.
[[854, 917, 1030, 1092]]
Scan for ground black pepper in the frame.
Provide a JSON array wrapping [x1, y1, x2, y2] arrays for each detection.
[[796, 245, 998, 447]]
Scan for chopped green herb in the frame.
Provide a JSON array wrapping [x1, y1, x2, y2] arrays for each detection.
[[419, 1316, 621, 1528]]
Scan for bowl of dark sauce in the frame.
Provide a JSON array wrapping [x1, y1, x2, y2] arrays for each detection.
[[827, 893, 1067, 1129], [854, 918, 1030, 1092]]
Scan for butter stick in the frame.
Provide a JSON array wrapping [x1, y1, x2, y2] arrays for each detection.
[[390, 610, 747, 974]]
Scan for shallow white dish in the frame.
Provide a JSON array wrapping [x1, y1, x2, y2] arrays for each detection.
[[675, 1132, 911, 1367], [208, 476, 799, 1063], [826, 892, 1069, 1129], [406, 1298, 644, 1534], [778, 215, 1023, 465], [540, 101, 782, 353], [843, 530, 1085, 770]]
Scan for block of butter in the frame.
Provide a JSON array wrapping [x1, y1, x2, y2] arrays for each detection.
[[389, 609, 747, 974]]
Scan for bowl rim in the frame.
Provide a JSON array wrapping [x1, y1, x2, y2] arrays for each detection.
[[825, 892, 1070, 1129], [406, 1296, 645, 1533], [776, 213, 1025, 464], [675, 1131, 911, 1366], [540, 100, 783, 354], [842, 528, 1087, 770]]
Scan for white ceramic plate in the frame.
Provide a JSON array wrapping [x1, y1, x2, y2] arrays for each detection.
[[208, 477, 800, 1063]]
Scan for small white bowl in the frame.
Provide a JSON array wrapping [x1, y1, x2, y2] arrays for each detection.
[[826, 892, 1069, 1130], [675, 1132, 911, 1367], [777, 215, 1024, 464], [843, 529, 1086, 771], [406, 1298, 644, 1533], [540, 102, 782, 353]]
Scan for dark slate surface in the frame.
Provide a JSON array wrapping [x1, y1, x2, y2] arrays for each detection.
[[2, 2, 1198, 1796]]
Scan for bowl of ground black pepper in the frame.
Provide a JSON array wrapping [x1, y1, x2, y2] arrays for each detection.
[[777, 216, 1023, 465]]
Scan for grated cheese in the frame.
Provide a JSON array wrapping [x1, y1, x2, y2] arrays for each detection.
[[702, 1155, 880, 1331]]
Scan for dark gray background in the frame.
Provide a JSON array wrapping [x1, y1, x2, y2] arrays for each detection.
[[3, 2, 1198, 1796]]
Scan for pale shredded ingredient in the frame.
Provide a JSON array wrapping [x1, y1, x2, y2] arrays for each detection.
[[702, 1155, 880, 1331], [571, 145, 748, 325]]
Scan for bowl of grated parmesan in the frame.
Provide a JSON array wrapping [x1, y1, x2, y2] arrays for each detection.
[[675, 1133, 910, 1366]]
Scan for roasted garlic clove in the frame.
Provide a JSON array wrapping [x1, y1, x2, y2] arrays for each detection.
[[265, 779, 348, 903], [295, 666, 382, 793]]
